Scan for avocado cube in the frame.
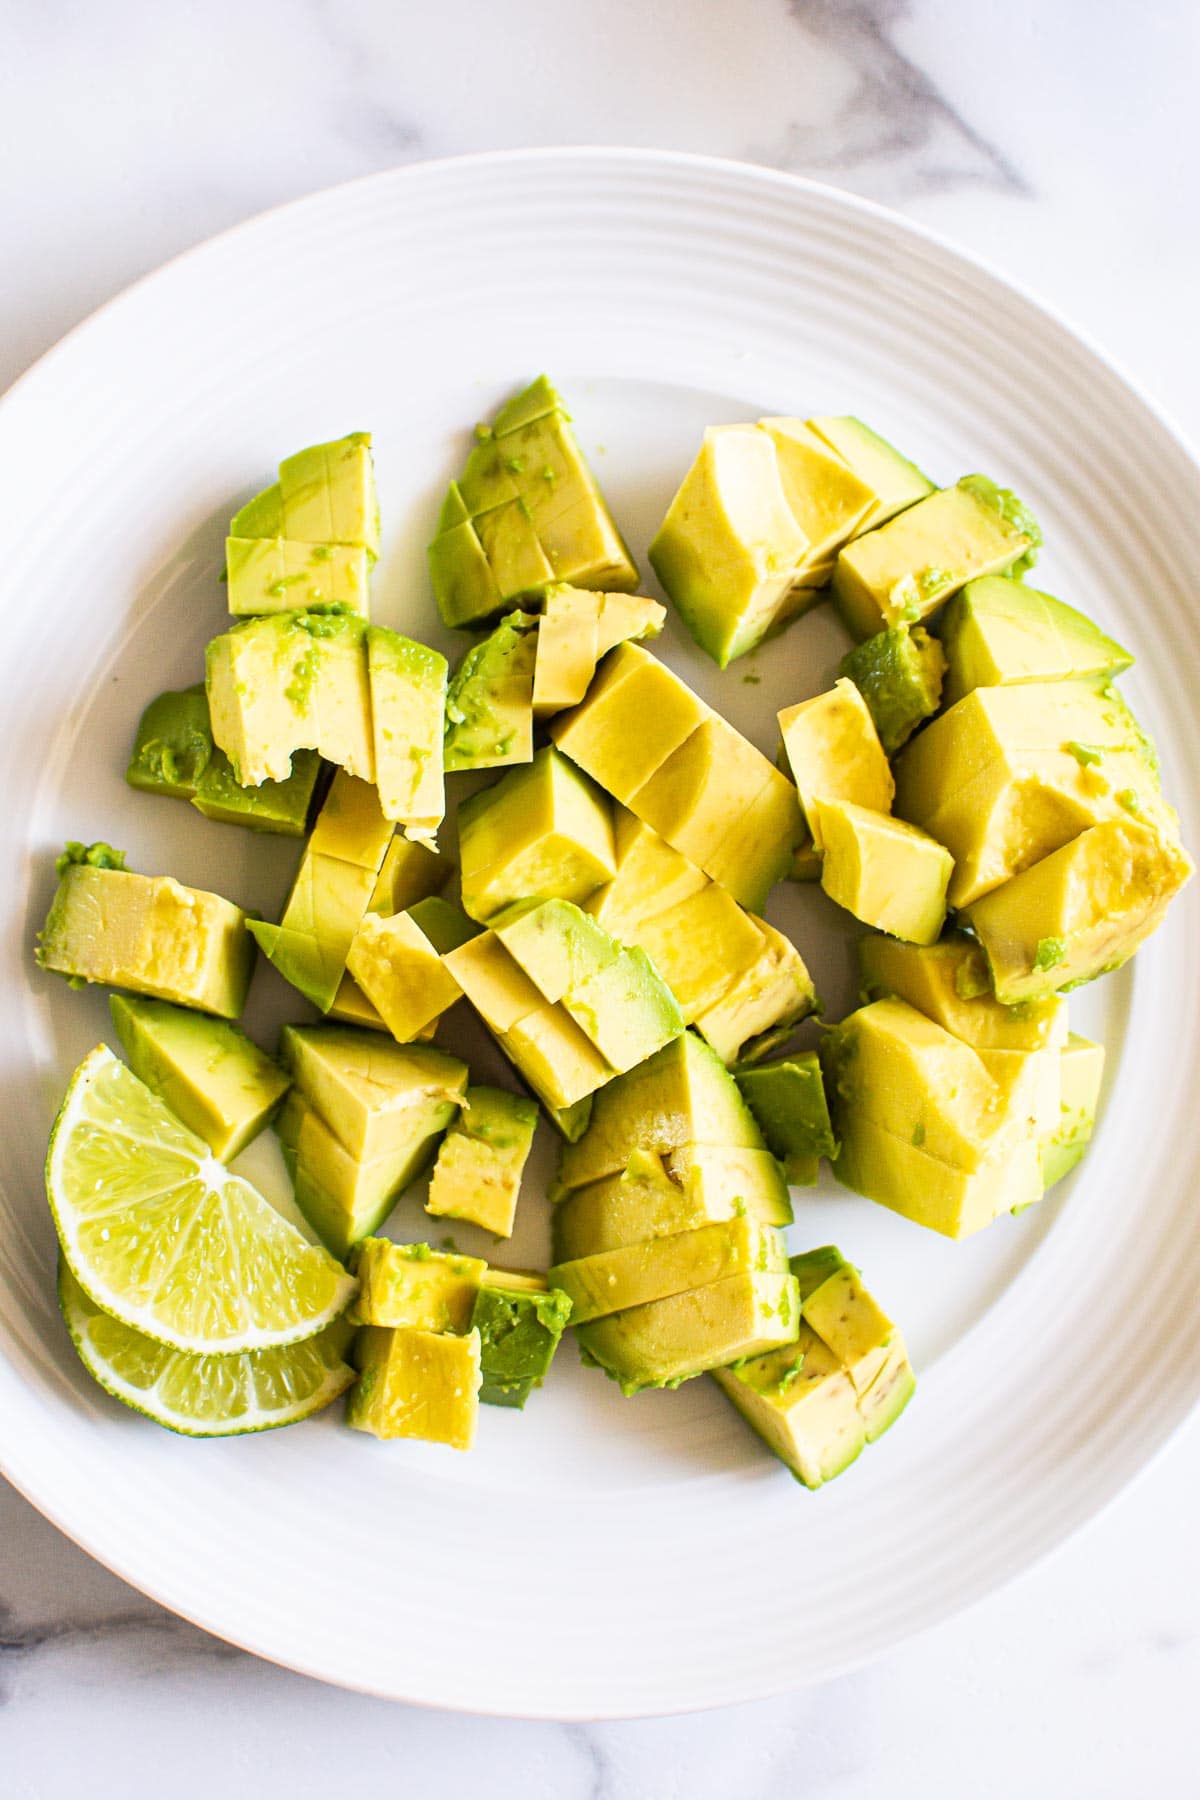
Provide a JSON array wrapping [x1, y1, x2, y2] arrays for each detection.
[[699, 776, 807, 915], [442, 933, 548, 1032], [778, 678, 894, 847], [126, 686, 213, 798], [576, 1269, 801, 1395], [426, 1086, 539, 1238], [277, 432, 379, 557], [252, 855, 377, 1012], [1042, 1034, 1105, 1189], [472, 500, 553, 598], [458, 747, 616, 925], [585, 810, 709, 940], [806, 416, 934, 530], [500, 1002, 616, 1112], [491, 900, 619, 1005], [225, 538, 370, 617], [552, 1144, 792, 1261], [278, 1091, 444, 1258], [550, 641, 710, 805], [814, 800, 953, 946], [630, 716, 794, 874], [712, 1322, 867, 1487], [794, 1247, 906, 1402], [443, 611, 538, 772], [471, 1276, 573, 1408], [938, 575, 1133, 706], [690, 917, 817, 1067], [206, 611, 373, 787], [734, 1054, 838, 1185], [552, 1215, 787, 1325], [759, 417, 877, 566], [347, 911, 463, 1043], [491, 411, 637, 594], [594, 591, 667, 658], [192, 746, 325, 836], [109, 995, 289, 1160], [833, 1107, 1042, 1238], [977, 1045, 1063, 1152], [230, 481, 283, 538], [37, 858, 254, 1019], [832, 477, 1040, 641], [367, 628, 447, 837], [309, 770, 394, 868], [428, 515, 504, 629], [371, 834, 450, 915], [327, 972, 388, 1033], [632, 883, 766, 1021], [857, 932, 1068, 1052], [353, 1237, 486, 1333], [347, 1325, 480, 1449], [965, 819, 1193, 1003], [280, 1025, 467, 1164], [531, 585, 601, 716], [839, 625, 946, 754]]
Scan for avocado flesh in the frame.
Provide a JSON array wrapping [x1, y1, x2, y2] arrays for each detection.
[[280, 1024, 468, 1164], [206, 611, 374, 787], [551, 1146, 792, 1260], [1042, 1034, 1105, 1189], [839, 625, 946, 754], [352, 1237, 486, 1333], [814, 799, 952, 947], [531, 586, 600, 715], [552, 1215, 787, 1325], [471, 1281, 573, 1409], [367, 628, 447, 837], [277, 433, 379, 556], [964, 818, 1193, 1003], [778, 679, 894, 847], [833, 1107, 1042, 1236], [551, 641, 710, 805], [458, 747, 615, 925], [690, 918, 817, 1067], [759, 418, 876, 563], [109, 995, 289, 1161], [347, 1324, 480, 1449], [734, 1054, 838, 1185], [712, 1324, 866, 1488], [632, 883, 767, 1020], [126, 686, 213, 799], [576, 1269, 800, 1395], [806, 416, 934, 529], [938, 575, 1133, 706], [443, 611, 538, 773], [347, 910, 463, 1043], [585, 810, 709, 941], [192, 746, 324, 836], [426, 1085, 539, 1238], [37, 863, 254, 1019], [857, 933, 1068, 1052], [225, 538, 370, 617], [226, 434, 379, 617]]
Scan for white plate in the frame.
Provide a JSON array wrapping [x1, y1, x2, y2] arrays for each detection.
[[1, 150, 1198, 1719]]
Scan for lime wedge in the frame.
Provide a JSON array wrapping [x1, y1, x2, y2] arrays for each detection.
[[59, 1264, 356, 1435], [47, 1046, 357, 1354]]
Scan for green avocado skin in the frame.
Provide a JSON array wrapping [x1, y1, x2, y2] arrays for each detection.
[[471, 1284, 572, 1408]]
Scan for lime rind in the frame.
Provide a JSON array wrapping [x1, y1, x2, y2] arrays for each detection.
[[47, 1047, 358, 1355], [59, 1264, 356, 1437]]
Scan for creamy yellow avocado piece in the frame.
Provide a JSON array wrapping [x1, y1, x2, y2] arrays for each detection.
[[1042, 1034, 1105, 1189], [806, 416, 934, 530], [938, 575, 1133, 706], [576, 1269, 801, 1395], [758, 418, 876, 566], [277, 1090, 448, 1258], [426, 1085, 539, 1238], [353, 1237, 486, 1332], [857, 933, 1068, 1052], [346, 910, 464, 1043], [550, 640, 710, 804], [500, 1001, 615, 1112], [327, 834, 448, 1030], [226, 539, 370, 618], [813, 800, 952, 946], [458, 747, 616, 925], [632, 883, 766, 1021], [531, 586, 665, 716], [206, 611, 374, 787], [347, 1324, 481, 1449], [832, 1109, 1042, 1237], [552, 1215, 787, 1325], [551, 1145, 792, 1261], [280, 1024, 467, 1164], [367, 628, 447, 839], [713, 1322, 866, 1486], [443, 610, 539, 774], [690, 917, 817, 1068], [585, 808, 709, 940], [227, 433, 379, 617], [778, 678, 894, 848]]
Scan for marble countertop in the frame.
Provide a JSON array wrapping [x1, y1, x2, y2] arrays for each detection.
[[3, 0, 1197, 1791]]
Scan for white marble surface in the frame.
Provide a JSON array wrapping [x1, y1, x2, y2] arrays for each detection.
[[3, 0, 1198, 1790]]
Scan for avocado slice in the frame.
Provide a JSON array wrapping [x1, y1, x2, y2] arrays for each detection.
[[37, 854, 254, 1019], [125, 685, 213, 799], [839, 625, 946, 754], [857, 932, 1068, 1052], [1042, 1034, 1105, 1189], [551, 1144, 792, 1261], [552, 1215, 786, 1326], [367, 628, 447, 838], [192, 746, 325, 836], [346, 1324, 481, 1448], [471, 1274, 573, 1408], [734, 1054, 838, 1186], [426, 1085, 539, 1238], [938, 575, 1133, 706], [280, 1025, 467, 1164], [353, 1237, 486, 1333], [813, 799, 952, 946], [778, 678, 894, 847], [109, 995, 289, 1160], [576, 1269, 801, 1395], [443, 610, 538, 772], [206, 610, 374, 787], [458, 747, 616, 924], [806, 416, 934, 529]]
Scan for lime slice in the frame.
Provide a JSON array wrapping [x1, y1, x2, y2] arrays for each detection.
[[47, 1046, 357, 1354], [59, 1263, 356, 1436]]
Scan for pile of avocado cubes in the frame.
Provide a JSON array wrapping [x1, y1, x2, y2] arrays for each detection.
[[35, 377, 1192, 1488]]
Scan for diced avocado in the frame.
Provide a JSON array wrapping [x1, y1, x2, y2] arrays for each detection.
[[37, 856, 254, 1019], [500, 1000, 616, 1112], [225, 539, 371, 617], [712, 1322, 866, 1487], [552, 1215, 786, 1325], [699, 774, 807, 915], [531, 585, 600, 716], [551, 641, 710, 805], [492, 900, 621, 1004], [109, 995, 288, 1160], [405, 896, 477, 955], [759, 418, 876, 565], [832, 1108, 1042, 1237], [327, 972, 388, 1033], [734, 1054, 838, 1185], [427, 513, 503, 630], [938, 575, 1134, 707], [347, 1324, 480, 1449], [345, 909, 461, 1043], [353, 1237, 486, 1332], [806, 416, 934, 530], [206, 611, 373, 787], [552, 1145, 792, 1260], [857, 933, 1068, 1051], [192, 746, 325, 837], [277, 432, 379, 557], [965, 819, 1193, 1002], [230, 481, 283, 538], [308, 770, 394, 868], [125, 686, 213, 798], [367, 628, 447, 837], [585, 809, 709, 940], [814, 800, 952, 946], [278, 1090, 444, 1257], [458, 747, 615, 924], [632, 883, 766, 1021], [832, 477, 1040, 641], [426, 1085, 539, 1238], [555, 1031, 767, 1194], [470, 1279, 573, 1409], [442, 932, 547, 1033], [443, 610, 538, 772], [778, 678, 894, 847], [1042, 1034, 1105, 1189], [280, 1025, 467, 1164], [576, 1269, 800, 1395], [371, 834, 449, 915], [839, 625, 945, 754], [795, 1246, 908, 1401], [691, 917, 818, 1066], [594, 591, 666, 657], [648, 424, 812, 667], [547, 1095, 593, 1143]]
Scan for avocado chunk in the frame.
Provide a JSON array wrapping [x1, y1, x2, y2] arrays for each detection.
[[778, 678, 894, 848], [734, 1054, 837, 1185], [109, 995, 289, 1160], [347, 910, 464, 1043], [429, 378, 639, 628], [278, 1089, 446, 1258], [832, 477, 1040, 641], [964, 818, 1193, 1002], [353, 1237, 486, 1332], [206, 610, 374, 786], [37, 852, 255, 1019], [280, 1025, 467, 1164], [552, 1145, 792, 1260], [278, 433, 379, 554], [630, 716, 795, 881], [857, 932, 1068, 1051], [551, 641, 710, 803], [839, 625, 945, 754], [1042, 1034, 1105, 1189], [458, 747, 615, 924], [806, 416, 934, 529], [470, 1275, 573, 1408], [225, 539, 371, 618], [938, 575, 1133, 707], [126, 685, 214, 798], [552, 1215, 786, 1326], [192, 746, 325, 836], [532, 585, 665, 716], [227, 433, 379, 617], [426, 1085, 539, 1238], [619, 880, 764, 1018], [347, 1324, 480, 1449], [690, 917, 817, 1067], [759, 418, 877, 565], [576, 1269, 800, 1395], [367, 628, 447, 838], [586, 807, 709, 939], [329, 828, 449, 1027], [813, 800, 953, 946], [443, 610, 538, 772]]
